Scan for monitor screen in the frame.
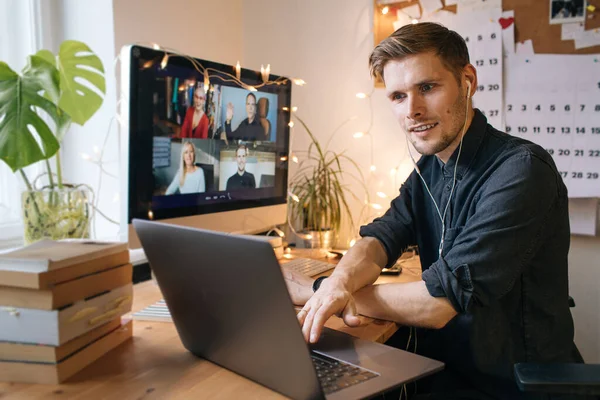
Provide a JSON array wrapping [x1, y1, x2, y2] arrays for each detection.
[[119, 45, 292, 247]]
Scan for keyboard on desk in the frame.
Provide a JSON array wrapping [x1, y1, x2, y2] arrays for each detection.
[[282, 257, 335, 277], [311, 352, 379, 394]]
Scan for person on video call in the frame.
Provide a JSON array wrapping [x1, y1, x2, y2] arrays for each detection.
[[165, 141, 205, 195], [225, 144, 256, 190], [282, 23, 579, 399], [224, 92, 264, 141], [180, 87, 209, 139]]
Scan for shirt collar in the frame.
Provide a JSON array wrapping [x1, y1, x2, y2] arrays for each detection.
[[440, 108, 487, 180]]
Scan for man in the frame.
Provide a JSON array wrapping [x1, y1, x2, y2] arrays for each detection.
[[225, 144, 256, 190], [224, 92, 264, 141], [284, 23, 577, 398]]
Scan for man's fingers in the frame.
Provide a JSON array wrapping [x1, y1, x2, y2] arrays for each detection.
[[302, 306, 317, 342], [297, 307, 309, 325], [310, 302, 340, 343]]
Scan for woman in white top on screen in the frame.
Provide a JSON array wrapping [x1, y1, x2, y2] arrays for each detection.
[[165, 141, 206, 194]]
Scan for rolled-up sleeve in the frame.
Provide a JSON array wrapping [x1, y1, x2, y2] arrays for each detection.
[[359, 174, 417, 268], [422, 153, 562, 313]]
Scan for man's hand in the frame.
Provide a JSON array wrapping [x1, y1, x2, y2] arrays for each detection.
[[226, 102, 234, 122], [296, 276, 366, 344], [281, 267, 314, 305]]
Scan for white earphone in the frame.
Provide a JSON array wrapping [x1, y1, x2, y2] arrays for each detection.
[[405, 79, 472, 258]]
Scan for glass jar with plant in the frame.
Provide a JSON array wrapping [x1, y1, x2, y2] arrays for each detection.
[[288, 115, 367, 249], [0, 40, 106, 244]]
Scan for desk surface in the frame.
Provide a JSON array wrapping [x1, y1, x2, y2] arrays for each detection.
[[0, 256, 422, 399]]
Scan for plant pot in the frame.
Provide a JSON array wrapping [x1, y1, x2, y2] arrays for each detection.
[[21, 188, 91, 244], [302, 229, 334, 250]]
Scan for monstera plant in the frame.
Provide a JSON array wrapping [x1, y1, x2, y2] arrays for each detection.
[[0, 40, 106, 243]]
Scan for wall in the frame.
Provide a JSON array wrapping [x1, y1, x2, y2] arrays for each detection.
[[240, 0, 600, 363], [113, 0, 244, 69]]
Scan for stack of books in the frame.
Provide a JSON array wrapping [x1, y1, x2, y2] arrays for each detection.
[[0, 240, 134, 384]]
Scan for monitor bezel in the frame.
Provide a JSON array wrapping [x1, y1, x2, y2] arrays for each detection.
[[122, 45, 292, 225]]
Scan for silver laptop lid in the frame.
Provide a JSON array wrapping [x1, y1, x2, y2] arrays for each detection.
[[133, 219, 324, 400]]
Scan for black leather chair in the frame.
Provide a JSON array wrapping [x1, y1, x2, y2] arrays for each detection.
[[195, 163, 214, 192], [514, 297, 600, 396]]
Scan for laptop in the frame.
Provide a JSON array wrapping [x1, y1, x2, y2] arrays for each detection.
[[133, 219, 443, 400]]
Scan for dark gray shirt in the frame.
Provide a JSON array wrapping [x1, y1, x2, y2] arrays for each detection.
[[226, 171, 256, 190], [225, 117, 264, 141], [360, 109, 575, 397]]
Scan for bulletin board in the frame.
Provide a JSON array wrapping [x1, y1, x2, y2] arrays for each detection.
[[373, 0, 600, 55]]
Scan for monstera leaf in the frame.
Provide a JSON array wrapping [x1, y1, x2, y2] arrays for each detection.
[[0, 56, 62, 172], [37, 41, 105, 132]]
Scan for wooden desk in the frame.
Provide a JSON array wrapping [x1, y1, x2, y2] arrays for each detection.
[[0, 257, 422, 399]]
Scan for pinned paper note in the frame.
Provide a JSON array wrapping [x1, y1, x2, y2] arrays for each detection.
[[500, 10, 515, 55], [397, 4, 421, 19], [457, 0, 501, 12], [515, 39, 535, 56], [377, 0, 410, 4], [569, 199, 599, 236], [420, 0, 443, 14], [561, 22, 585, 40], [574, 28, 600, 49]]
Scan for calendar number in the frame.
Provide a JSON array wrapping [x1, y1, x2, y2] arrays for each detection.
[[592, 128, 600, 134], [518, 126, 527, 133], [576, 127, 585, 134], [488, 84, 500, 91], [550, 105, 556, 111], [588, 173, 599, 180], [546, 148, 554, 155], [547, 127, 556, 134], [558, 149, 570, 156], [561, 127, 570, 134], [595, 105, 600, 112], [533, 126, 541, 134], [589, 150, 600, 157], [564, 105, 571, 112], [575, 149, 584, 157], [559, 171, 567, 178], [572, 172, 583, 179]]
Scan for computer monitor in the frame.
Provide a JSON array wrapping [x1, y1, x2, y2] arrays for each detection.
[[119, 45, 292, 248]]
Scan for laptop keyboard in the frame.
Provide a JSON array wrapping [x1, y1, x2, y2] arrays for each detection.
[[311, 352, 379, 394], [283, 257, 335, 277]]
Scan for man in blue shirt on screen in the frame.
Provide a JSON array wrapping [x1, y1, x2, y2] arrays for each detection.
[[283, 22, 579, 399]]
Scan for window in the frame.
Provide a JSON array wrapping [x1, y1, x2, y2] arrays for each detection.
[[0, 0, 41, 247]]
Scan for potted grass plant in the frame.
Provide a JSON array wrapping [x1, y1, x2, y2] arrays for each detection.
[[0, 40, 106, 243], [289, 115, 366, 249]]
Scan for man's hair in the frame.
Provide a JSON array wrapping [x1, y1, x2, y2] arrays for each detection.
[[246, 92, 257, 103], [369, 22, 469, 84], [236, 144, 248, 155]]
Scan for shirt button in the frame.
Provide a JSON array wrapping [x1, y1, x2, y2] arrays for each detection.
[[445, 185, 451, 191]]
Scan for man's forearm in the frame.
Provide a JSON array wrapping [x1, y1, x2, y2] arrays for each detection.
[[328, 237, 387, 293], [353, 281, 458, 329]]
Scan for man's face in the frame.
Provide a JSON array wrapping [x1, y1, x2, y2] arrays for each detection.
[[236, 148, 247, 173], [246, 95, 256, 120], [193, 91, 206, 111], [383, 52, 469, 162]]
